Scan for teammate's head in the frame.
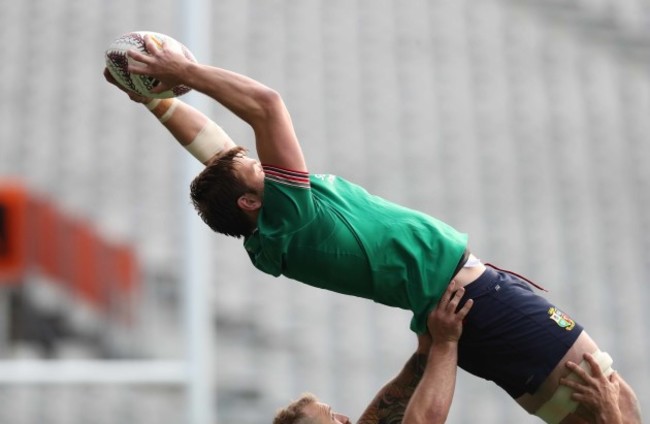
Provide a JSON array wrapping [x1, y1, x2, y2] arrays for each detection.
[[190, 146, 263, 238], [273, 393, 351, 424]]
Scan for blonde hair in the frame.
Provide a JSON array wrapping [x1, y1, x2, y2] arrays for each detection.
[[273, 393, 319, 424]]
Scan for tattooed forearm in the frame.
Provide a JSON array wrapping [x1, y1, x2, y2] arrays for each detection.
[[358, 353, 428, 424]]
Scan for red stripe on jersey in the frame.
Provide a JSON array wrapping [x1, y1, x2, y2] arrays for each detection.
[[263, 165, 310, 188]]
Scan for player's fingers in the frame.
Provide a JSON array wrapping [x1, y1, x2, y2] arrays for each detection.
[[103, 68, 116, 83], [565, 361, 592, 383], [150, 82, 172, 94], [143, 34, 165, 54], [569, 392, 590, 404], [103, 68, 140, 98], [582, 353, 604, 379], [439, 280, 456, 306], [103, 70, 121, 89], [447, 286, 465, 311], [457, 298, 473, 319], [559, 377, 583, 391], [127, 48, 149, 62], [127, 92, 149, 103], [126, 49, 153, 71], [608, 372, 621, 391]]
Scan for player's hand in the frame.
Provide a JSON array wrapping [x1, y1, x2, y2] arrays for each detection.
[[127, 34, 191, 94], [559, 353, 622, 424], [103, 68, 152, 104], [427, 280, 473, 344]]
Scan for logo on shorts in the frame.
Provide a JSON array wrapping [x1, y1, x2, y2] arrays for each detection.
[[548, 307, 575, 330]]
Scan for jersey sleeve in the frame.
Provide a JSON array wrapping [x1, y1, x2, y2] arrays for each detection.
[[258, 165, 315, 237]]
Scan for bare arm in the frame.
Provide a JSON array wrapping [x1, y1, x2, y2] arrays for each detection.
[[559, 353, 623, 424], [356, 337, 430, 424], [402, 282, 473, 424], [103, 68, 236, 165], [401, 343, 457, 424], [357, 281, 472, 424], [127, 36, 306, 171]]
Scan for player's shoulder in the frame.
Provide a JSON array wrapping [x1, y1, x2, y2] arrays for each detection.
[[263, 164, 310, 189]]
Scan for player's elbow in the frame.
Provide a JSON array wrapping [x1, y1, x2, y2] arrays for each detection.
[[249, 88, 286, 122], [258, 88, 284, 113]]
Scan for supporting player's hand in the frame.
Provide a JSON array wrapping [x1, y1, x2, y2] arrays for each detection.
[[103, 68, 152, 104], [127, 34, 192, 94], [427, 280, 473, 344], [559, 353, 622, 424]]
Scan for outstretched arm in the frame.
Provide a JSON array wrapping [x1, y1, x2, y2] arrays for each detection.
[[104, 68, 236, 165], [402, 281, 473, 424], [356, 337, 430, 424], [127, 36, 306, 172], [357, 281, 472, 424]]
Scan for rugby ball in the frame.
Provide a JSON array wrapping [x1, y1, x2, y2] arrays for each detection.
[[105, 31, 196, 99]]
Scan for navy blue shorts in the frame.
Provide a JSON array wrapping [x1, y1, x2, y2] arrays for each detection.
[[457, 266, 584, 398]]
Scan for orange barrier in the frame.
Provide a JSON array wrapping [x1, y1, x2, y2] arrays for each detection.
[[0, 182, 28, 283], [70, 221, 103, 307], [0, 181, 140, 317], [32, 198, 65, 284]]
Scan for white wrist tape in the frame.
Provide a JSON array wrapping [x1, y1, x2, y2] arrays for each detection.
[[159, 99, 179, 123], [185, 120, 234, 163], [146, 99, 161, 110]]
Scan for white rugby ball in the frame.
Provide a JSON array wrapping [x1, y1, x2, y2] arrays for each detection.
[[105, 31, 196, 99]]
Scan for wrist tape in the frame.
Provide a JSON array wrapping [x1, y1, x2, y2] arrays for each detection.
[[185, 120, 233, 163]]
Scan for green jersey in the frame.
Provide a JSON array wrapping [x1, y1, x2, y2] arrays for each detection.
[[244, 165, 468, 333]]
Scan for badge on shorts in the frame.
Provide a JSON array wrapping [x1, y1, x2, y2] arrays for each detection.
[[548, 307, 575, 330]]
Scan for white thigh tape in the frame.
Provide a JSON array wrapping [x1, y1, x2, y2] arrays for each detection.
[[535, 350, 614, 424], [185, 120, 233, 163]]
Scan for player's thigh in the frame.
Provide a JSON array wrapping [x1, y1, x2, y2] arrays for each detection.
[[522, 332, 643, 424], [515, 331, 598, 413], [559, 375, 640, 424], [618, 377, 642, 424]]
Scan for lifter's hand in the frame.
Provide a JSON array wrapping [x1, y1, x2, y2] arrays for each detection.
[[427, 280, 473, 344], [559, 353, 622, 424], [103, 68, 152, 104], [127, 35, 192, 94]]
